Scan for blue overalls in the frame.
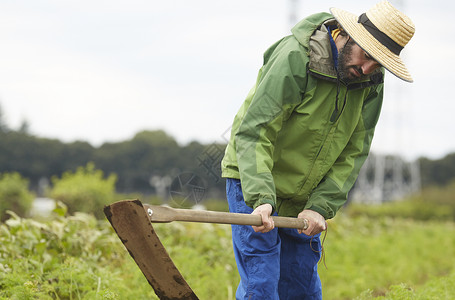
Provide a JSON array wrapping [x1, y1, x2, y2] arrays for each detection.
[[227, 178, 323, 300]]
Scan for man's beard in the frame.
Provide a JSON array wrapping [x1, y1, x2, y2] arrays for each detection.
[[337, 40, 370, 84]]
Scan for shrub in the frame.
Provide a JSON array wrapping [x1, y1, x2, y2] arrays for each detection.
[[48, 163, 117, 219], [0, 172, 34, 221]]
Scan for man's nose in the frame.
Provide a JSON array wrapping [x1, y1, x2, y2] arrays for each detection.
[[362, 61, 379, 75]]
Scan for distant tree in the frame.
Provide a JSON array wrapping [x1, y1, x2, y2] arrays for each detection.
[[61, 141, 95, 172], [0, 132, 65, 183], [0, 132, 95, 190], [18, 119, 30, 134], [420, 153, 455, 187], [0, 104, 9, 133], [93, 130, 181, 193]]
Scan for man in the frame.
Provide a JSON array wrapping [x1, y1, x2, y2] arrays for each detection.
[[221, 1, 415, 299]]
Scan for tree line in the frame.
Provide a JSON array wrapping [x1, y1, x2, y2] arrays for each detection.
[[0, 129, 227, 199], [1, 125, 455, 200]]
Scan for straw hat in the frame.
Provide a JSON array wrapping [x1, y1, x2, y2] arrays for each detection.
[[330, 1, 415, 82]]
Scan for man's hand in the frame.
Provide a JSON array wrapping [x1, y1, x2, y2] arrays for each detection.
[[251, 203, 274, 233], [297, 209, 327, 236]]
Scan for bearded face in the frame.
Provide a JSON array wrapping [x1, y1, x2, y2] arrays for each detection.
[[337, 39, 378, 84]]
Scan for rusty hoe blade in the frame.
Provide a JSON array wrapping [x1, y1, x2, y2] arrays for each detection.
[[104, 199, 198, 300]]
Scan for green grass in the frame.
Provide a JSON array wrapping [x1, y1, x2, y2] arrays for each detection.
[[319, 214, 455, 299], [356, 270, 455, 299], [1, 204, 455, 299]]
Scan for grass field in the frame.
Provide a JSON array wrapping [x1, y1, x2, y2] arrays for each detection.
[[1, 204, 454, 299]]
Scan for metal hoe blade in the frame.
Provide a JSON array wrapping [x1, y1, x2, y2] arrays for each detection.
[[104, 199, 198, 300]]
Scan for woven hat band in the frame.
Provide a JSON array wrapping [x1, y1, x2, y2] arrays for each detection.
[[358, 13, 403, 55]]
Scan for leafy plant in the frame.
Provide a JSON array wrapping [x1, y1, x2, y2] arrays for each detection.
[[0, 203, 155, 299]]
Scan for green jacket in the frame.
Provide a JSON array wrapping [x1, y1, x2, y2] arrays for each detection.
[[221, 13, 384, 219]]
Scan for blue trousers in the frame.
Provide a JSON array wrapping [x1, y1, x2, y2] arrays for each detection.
[[226, 178, 322, 300]]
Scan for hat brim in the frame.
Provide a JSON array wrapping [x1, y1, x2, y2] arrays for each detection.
[[330, 7, 413, 83]]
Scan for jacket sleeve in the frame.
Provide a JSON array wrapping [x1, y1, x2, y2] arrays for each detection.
[[304, 82, 384, 219], [235, 48, 307, 211]]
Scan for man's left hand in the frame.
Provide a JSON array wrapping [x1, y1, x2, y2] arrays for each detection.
[[297, 210, 327, 236]]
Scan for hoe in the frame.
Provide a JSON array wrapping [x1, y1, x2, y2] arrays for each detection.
[[104, 199, 308, 299]]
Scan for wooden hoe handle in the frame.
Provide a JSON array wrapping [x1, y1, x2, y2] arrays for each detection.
[[143, 204, 309, 230]]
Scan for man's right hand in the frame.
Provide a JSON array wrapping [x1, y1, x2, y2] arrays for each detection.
[[251, 203, 274, 233]]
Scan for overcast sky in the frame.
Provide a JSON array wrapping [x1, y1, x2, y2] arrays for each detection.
[[0, 0, 453, 160]]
